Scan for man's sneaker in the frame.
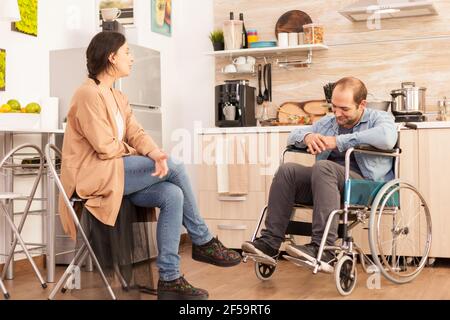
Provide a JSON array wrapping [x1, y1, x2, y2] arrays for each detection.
[[192, 236, 241, 267], [157, 276, 209, 300], [286, 243, 335, 264], [241, 238, 279, 265]]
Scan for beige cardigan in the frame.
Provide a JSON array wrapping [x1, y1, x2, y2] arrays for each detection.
[[59, 78, 159, 239]]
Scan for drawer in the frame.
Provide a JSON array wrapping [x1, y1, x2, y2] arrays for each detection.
[[205, 219, 259, 249], [198, 191, 266, 220], [197, 163, 266, 192]]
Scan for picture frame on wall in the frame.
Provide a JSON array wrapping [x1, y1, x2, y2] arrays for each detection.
[[151, 0, 172, 37], [0, 49, 5, 91], [11, 0, 38, 37], [97, 0, 134, 28]]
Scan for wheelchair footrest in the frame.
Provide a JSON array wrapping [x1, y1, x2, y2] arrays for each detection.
[[283, 255, 334, 274], [242, 252, 277, 266]]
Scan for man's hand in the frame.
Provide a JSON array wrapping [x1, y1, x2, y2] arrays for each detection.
[[304, 134, 337, 155], [320, 136, 337, 150], [149, 149, 169, 178]]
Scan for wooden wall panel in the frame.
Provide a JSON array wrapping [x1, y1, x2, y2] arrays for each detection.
[[214, 0, 450, 113]]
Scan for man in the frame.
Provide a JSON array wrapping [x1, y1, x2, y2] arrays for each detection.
[[242, 77, 397, 265]]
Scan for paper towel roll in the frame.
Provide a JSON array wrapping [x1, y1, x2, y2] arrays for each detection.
[[40, 97, 59, 130]]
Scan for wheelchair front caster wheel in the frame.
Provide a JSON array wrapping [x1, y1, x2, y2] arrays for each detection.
[[335, 255, 357, 296], [4, 293, 10, 300], [255, 262, 276, 281], [42, 283, 47, 289]]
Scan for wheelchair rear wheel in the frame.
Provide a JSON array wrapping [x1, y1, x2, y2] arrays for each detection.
[[369, 179, 432, 284], [335, 255, 357, 296], [255, 262, 276, 281]]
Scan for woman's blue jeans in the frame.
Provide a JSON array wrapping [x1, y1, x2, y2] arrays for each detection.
[[123, 156, 213, 281]]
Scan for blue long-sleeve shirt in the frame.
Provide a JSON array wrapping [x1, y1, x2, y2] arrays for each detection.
[[287, 108, 398, 181]]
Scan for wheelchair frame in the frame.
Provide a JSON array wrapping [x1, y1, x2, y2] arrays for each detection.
[[243, 144, 432, 296]]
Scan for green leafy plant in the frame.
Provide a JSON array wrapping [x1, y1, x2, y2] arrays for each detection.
[[209, 29, 224, 44], [14, 0, 38, 37], [0, 49, 5, 91]]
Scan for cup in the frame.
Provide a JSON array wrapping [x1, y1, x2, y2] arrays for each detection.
[[236, 63, 253, 73], [223, 104, 236, 121], [246, 56, 256, 65], [278, 32, 289, 47], [101, 7, 122, 21], [288, 32, 299, 46], [224, 64, 237, 73], [233, 56, 247, 65], [298, 32, 305, 45]]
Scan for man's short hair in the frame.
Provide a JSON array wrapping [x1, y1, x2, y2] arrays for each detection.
[[333, 77, 367, 106]]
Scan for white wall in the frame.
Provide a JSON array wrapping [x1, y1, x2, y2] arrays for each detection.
[[0, 0, 215, 262]]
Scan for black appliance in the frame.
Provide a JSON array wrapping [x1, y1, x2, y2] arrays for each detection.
[[102, 20, 124, 34], [215, 80, 257, 127], [392, 111, 425, 123]]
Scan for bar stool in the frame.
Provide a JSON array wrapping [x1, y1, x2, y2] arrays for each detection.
[[45, 143, 116, 300], [0, 144, 48, 299]]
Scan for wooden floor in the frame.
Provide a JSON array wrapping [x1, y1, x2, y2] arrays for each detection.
[[3, 244, 450, 300]]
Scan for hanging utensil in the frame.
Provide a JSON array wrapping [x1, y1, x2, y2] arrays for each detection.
[[263, 63, 269, 102], [268, 63, 272, 102], [256, 64, 264, 105]]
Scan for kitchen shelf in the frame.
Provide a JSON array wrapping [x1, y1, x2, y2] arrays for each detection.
[[205, 43, 328, 57]]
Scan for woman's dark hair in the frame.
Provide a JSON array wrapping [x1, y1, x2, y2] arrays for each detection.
[[86, 31, 126, 85]]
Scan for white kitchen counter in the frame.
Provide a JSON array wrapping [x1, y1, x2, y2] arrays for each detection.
[[197, 125, 310, 135], [0, 128, 64, 134], [403, 121, 450, 129], [197, 122, 450, 135]]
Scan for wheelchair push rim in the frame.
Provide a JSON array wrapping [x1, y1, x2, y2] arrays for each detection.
[[369, 179, 432, 284]]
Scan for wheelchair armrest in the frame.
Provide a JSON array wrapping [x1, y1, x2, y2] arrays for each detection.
[[354, 144, 401, 156], [285, 145, 310, 154]]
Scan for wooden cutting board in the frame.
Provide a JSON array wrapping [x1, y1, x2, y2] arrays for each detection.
[[277, 100, 328, 124], [275, 10, 313, 38]]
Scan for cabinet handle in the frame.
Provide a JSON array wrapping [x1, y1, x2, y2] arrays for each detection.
[[218, 224, 248, 231], [218, 195, 247, 202]]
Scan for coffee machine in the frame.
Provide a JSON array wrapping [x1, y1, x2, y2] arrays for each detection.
[[215, 80, 256, 127], [102, 20, 124, 34]]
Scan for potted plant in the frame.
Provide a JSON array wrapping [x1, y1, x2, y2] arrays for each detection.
[[209, 29, 224, 51]]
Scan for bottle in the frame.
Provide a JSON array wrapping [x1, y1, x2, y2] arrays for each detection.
[[239, 13, 248, 49]]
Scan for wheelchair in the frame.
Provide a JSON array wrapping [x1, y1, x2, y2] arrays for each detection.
[[242, 144, 432, 296]]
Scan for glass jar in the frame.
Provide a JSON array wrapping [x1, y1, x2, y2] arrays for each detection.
[[303, 23, 324, 44], [247, 29, 258, 44]]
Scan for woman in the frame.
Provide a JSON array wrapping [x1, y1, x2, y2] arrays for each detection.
[[59, 31, 241, 300]]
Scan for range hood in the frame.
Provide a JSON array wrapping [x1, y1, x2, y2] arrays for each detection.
[[339, 0, 438, 22]]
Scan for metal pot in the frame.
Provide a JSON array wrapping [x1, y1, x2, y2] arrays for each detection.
[[366, 93, 391, 111], [390, 82, 426, 114], [366, 101, 391, 111]]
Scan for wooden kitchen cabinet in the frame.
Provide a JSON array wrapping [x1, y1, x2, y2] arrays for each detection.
[[196, 129, 449, 256], [196, 132, 268, 248], [417, 129, 450, 258]]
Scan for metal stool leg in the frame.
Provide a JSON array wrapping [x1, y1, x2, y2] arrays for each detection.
[[1, 202, 36, 280], [48, 244, 87, 299], [0, 278, 9, 299], [0, 202, 47, 288]]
